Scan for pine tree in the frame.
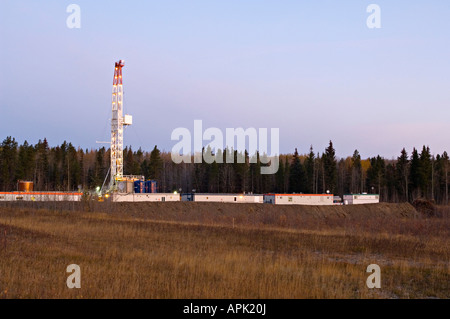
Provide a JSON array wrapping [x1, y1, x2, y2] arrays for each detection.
[[17, 140, 35, 182], [419, 146, 432, 199], [78, 149, 86, 189], [232, 150, 249, 193], [367, 156, 385, 198], [337, 158, 347, 197], [409, 148, 421, 199], [132, 148, 144, 175], [323, 141, 337, 194], [249, 151, 261, 194], [61, 141, 69, 190], [213, 149, 223, 192], [92, 147, 106, 188], [304, 146, 315, 193], [275, 157, 285, 193], [0, 136, 18, 191], [385, 163, 397, 202], [35, 138, 50, 191], [148, 145, 163, 183], [67, 143, 81, 191], [442, 151, 449, 205], [198, 147, 211, 193], [288, 148, 305, 193], [124, 147, 134, 175], [209, 159, 220, 193], [396, 148, 409, 202], [284, 156, 290, 193], [351, 150, 362, 194]]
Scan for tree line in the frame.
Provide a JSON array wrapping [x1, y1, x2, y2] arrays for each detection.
[[0, 136, 448, 204]]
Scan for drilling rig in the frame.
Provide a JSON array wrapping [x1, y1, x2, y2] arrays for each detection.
[[109, 60, 132, 190]]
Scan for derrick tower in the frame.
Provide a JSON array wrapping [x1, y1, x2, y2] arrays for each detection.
[[110, 60, 132, 189]]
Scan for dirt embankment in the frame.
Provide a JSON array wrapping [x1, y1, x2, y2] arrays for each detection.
[[115, 201, 418, 217], [107, 202, 419, 226], [1, 201, 419, 219]]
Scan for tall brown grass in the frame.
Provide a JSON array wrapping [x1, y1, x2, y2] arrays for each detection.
[[0, 204, 448, 299]]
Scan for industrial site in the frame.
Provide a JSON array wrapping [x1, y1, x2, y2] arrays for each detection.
[[1, 60, 381, 207]]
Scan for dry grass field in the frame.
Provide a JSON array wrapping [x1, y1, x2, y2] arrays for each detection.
[[0, 202, 448, 299]]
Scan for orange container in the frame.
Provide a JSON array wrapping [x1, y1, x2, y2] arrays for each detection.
[[18, 181, 34, 192]]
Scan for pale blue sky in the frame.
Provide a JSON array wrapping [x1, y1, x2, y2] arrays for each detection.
[[1, 1, 449, 158]]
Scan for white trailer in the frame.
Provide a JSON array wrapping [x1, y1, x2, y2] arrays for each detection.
[[182, 193, 264, 203], [264, 194, 333, 205], [112, 193, 180, 202], [0, 192, 83, 202], [343, 194, 379, 205]]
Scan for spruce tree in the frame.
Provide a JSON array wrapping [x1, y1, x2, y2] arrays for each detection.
[[441, 151, 449, 205], [288, 148, 305, 193], [367, 156, 385, 197], [0, 136, 18, 191], [304, 146, 315, 193], [35, 138, 50, 191], [148, 145, 163, 183], [396, 148, 409, 202], [409, 148, 421, 198], [419, 146, 432, 199], [275, 157, 285, 193], [351, 150, 362, 194], [323, 141, 337, 194], [17, 140, 35, 182], [124, 146, 134, 175], [445, 152, 449, 205]]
